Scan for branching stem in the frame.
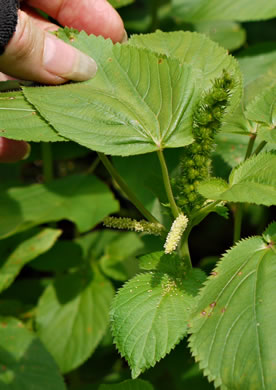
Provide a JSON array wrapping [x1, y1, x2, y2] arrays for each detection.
[[254, 140, 267, 156], [98, 152, 161, 225], [179, 225, 193, 269], [157, 150, 180, 219], [233, 133, 258, 243]]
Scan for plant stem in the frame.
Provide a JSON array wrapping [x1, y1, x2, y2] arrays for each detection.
[[245, 133, 256, 160], [86, 156, 100, 174], [98, 152, 160, 224], [41, 143, 53, 182], [179, 226, 193, 269], [190, 200, 220, 227], [233, 203, 243, 243], [149, 0, 159, 32], [157, 150, 180, 219], [233, 133, 257, 243], [253, 140, 267, 156]]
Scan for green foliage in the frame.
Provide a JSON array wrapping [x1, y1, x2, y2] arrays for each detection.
[[0, 317, 66, 389], [0, 228, 61, 292], [245, 85, 276, 145], [189, 224, 276, 389], [198, 152, 276, 206], [111, 255, 206, 378], [22, 33, 199, 156], [0, 91, 64, 142], [0, 174, 118, 238], [108, 0, 135, 8], [172, 0, 276, 22], [0, 5, 275, 389], [194, 21, 246, 51], [99, 379, 154, 390], [36, 266, 114, 373]]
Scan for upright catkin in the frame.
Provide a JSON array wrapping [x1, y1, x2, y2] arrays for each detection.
[[174, 70, 234, 216]]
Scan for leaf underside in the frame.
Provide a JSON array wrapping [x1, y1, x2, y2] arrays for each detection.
[[23, 33, 199, 156]]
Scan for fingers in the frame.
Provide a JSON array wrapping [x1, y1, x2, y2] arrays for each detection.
[[0, 137, 30, 163], [0, 10, 98, 84], [26, 0, 125, 42]]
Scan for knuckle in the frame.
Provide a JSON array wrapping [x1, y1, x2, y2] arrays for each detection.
[[8, 11, 37, 61]]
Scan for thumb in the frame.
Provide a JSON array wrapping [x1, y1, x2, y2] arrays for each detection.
[[0, 10, 97, 84]]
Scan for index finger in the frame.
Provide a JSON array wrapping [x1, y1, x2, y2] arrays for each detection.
[[25, 0, 125, 42]]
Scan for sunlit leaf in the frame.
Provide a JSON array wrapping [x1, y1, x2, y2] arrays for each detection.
[[198, 152, 276, 206], [194, 21, 246, 51], [0, 174, 119, 238], [172, 0, 276, 22], [237, 43, 276, 104], [111, 255, 206, 378], [245, 85, 276, 146], [189, 226, 276, 389], [23, 31, 200, 156], [0, 228, 61, 293]]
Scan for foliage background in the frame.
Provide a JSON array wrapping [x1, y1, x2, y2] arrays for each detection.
[[0, 0, 275, 389]]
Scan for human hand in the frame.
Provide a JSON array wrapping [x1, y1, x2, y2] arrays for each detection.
[[0, 0, 125, 163]]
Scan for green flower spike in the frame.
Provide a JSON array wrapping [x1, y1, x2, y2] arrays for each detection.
[[103, 216, 165, 236]]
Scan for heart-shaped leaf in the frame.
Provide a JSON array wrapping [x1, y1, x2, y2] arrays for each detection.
[[23, 32, 200, 156]]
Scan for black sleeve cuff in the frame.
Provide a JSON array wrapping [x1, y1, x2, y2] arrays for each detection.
[[0, 0, 19, 55]]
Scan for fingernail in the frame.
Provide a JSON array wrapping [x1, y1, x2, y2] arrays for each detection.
[[43, 34, 97, 81], [120, 29, 128, 44]]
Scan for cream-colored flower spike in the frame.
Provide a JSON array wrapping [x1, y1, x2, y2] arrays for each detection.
[[164, 214, 189, 254], [103, 217, 164, 236]]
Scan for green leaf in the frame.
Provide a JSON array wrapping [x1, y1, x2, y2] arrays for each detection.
[[245, 85, 276, 145], [111, 261, 206, 378], [0, 174, 119, 238], [23, 32, 199, 156], [237, 43, 276, 104], [214, 133, 251, 168], [113, 149, 182, 224], [196, 178, 229, 201], [172, 0, 276, 22], [0, 317, 66, 390], [194, 21, 246, 51], [198, 152, 276, 206], [262, 221, 276, 244], [189, 232, 276, 389], [0, 228, 61, 293], [220, 104, 252, 136], [100, 232, 143, 281], [0, 91, 64, 142], [128, 30, 241, 100], [108, 0, 135, 8], [99, 379, 154, 390], [30, 240, 84, 272], [36, 266, 114, 373]]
